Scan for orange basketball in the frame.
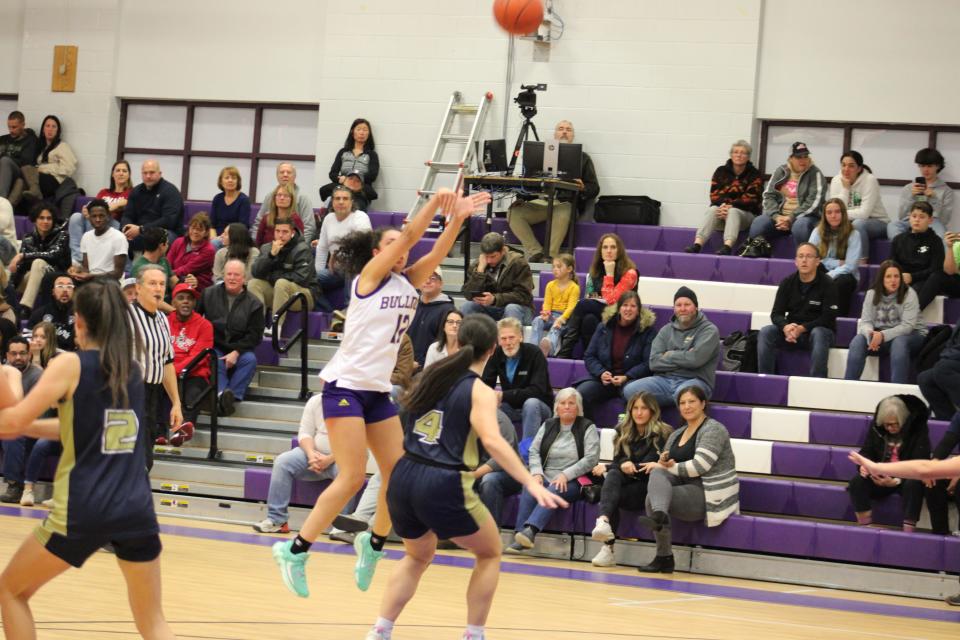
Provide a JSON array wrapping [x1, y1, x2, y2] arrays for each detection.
[[493, 0, 543, 36]]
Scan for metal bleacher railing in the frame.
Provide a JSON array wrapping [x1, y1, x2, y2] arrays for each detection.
[[270, 291, 311, 401]]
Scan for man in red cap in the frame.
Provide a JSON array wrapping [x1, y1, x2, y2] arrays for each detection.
[[165, 282, 213, 446]]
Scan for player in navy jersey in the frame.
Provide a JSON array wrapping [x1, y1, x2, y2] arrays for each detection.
[[273, 187, 491, 598], [0, 278, 176, 639], [365, 314, 566, 640]]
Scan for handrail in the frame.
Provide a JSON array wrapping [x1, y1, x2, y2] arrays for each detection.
[[178, 347, 220, 460], [271, 291, 312, 401]]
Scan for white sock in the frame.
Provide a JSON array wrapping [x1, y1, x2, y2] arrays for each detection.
[[374, 617, 394, 636], [465, 624, 485, 638]]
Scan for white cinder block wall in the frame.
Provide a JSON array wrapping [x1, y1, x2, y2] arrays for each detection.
[[0, 0, 958, 221]]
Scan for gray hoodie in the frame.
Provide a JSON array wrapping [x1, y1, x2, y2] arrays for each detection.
[[762, 161, 827, 219], [648, 310, 721, 390]]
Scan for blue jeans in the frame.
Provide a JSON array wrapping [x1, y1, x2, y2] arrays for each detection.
[[216, 348, 257, 401], [888, 217, 946, 241], [315, 267, 346, 312], [514, 475, 580, 533], [476, 470, 522, 526], [575, 379, 627, 420], [758, 324, 834, 378], [25, 439, 61, 484], [748, 213, 819, 246], [851, 218, 887, 260], [529, 311, 566, 356], [267, 447, 338, 524], [499, 397, 552, 440], [68, 211, 120, 264], [2, 437, 35, 483], [620, 375, 712, 408], [844, 332, 924, 384], [460, 301, 534, 325]]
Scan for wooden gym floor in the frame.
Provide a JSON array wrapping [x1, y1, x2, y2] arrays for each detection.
[[0, 506, 956, 639]]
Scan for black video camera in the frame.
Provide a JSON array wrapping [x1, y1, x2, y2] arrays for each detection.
[[514, 84, 547, 119]]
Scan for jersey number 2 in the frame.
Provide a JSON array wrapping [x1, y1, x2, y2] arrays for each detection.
[[390, 314, 411, 344], [413, 410, 444, 445], [101, 409, 140, 455]]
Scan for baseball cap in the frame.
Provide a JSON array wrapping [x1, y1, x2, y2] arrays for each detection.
[[791, 142, 810, 157], [171, 283, 201, 299]]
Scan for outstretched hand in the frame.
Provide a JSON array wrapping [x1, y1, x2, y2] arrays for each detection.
[[441, 190, 492, 225], [527, 480, 569, 510], [848, 451, 876, 476]]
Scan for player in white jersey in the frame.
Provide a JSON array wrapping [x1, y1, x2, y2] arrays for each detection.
[[272, 187, 491, 598]]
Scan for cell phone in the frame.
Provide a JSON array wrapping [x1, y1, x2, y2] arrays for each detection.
[[467, 291, 485, 299], [915, 176, 926, 186]]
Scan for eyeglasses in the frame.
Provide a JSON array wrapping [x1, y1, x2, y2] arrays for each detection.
[[795, 254, 818, 261], [445, 319, 462, 326], [54, 283, 75, 290]]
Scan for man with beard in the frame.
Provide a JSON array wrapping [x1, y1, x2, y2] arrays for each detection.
[[29, 273, 75, 350], [0, 337, 43, 503]]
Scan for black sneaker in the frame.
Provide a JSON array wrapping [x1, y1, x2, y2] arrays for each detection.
[[218, 389, 236, 417], [683, 243, 702, 254], [946, 593, 960, 606], [638, 554, 675, 573], [715, 245, 733, 256], [0, 482, 24, 504]]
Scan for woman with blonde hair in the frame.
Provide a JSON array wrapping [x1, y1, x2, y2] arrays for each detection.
[[590, 391, 672, 567], [255, 183, 303, 245], [808, 197, 861, 315]]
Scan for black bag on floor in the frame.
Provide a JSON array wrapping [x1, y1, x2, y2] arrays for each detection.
[[721, 330, 758, 373], [593, 195, 660, 225]]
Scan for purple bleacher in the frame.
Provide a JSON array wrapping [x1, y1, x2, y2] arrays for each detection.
[[945, 298, 960, 325], [877, 530, 948, 572], [751, 517, 815, 556], [713, 371, 788, 405], [608, 225, 660, 250], [716, 255, 767, 285], [661, 404, 752, 439], [771, 442, 856, 481], [657, 227, 691, 253], [367, 211, 394, 227], [183, 201, 208, 222], [253, 338, 280, 366], [764, 259, 797, 286], [809, 412, 870, 447]]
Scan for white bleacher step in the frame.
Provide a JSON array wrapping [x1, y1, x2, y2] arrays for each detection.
[[257, 370, 325, 393], [195, 414, 300, 435], [151, 461, 246, 498], [227, 399, 304, 422], [787, 377, 923, 414]]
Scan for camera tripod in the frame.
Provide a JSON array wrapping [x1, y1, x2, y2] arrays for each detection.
[[509, 115, 539, 172]]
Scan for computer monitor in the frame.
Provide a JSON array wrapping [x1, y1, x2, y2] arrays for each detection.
[[521, 141, 583, 180], [482, 139, 508, 173]]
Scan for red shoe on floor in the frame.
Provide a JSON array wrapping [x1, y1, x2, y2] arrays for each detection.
[[154, 436, 168, 446], [169, 422, 195, 447]]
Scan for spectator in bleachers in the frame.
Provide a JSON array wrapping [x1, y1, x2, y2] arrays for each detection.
[[249, 217, 318, 334], [198, 259, 265, 416], [529, 254, 580, 356], [33, 115, 79, 220], [847, 395, 929, 531], [66, 199, 127, 284], [808, 198, 861, 316], [122, 276, 137, 303], [472, 410, 522, 528], [167, 212, 215, 292], [166, 282, 212, 444], [639, 385, 738, 573], [255, 183, 304, 246], [319, 118, 379, 206], [574, 291, 656, 421], [210, 166, 251, 245], [556, 233, 638, 359], [744, 141, 827, 251], [339, 171, 370, 213], [505, 387, 599, 552], [829, 151, 888, 259], [408, 266, 454, 370], [121, 159, 184, 251], [481, 317, 553, 440], [67, 159, 130, 263], [0, 196, 17, 261], [0, 111, 40, 203], [17, 322, 60, 507], [508, 120, 600, 262], [461, 232, 535, 324], [390, 333, 415, 404], [624, 287, 720, 407], [919, 230, 960, 309], [9, 205, 69, 319], [844, 261, 926, 384], [0, 336, 42, 503], [131, 227, 174, 312], [213, 222, 259, 283], [918, 321, 960, 420], [590, 391, 672, 567], [251, 162, 316, 245], [891, 201, 944, 310], [254, 393, 338, 534], [423, 309, 463, 369], [314, 185, 371, 312], [889, 148, 953, 240], [758, 244, 838, 378], [28, 321, 58, 368], [29, 273, 75, 350], [685, 140, 763, 256]]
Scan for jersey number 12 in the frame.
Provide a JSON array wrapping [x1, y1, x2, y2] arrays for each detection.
[[390, 313, 411, 344]]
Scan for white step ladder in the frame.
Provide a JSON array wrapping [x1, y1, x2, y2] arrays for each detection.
[[407, 90, 494, 229]]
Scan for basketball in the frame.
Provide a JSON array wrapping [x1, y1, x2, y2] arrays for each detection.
[[493, 0, 543, 36]]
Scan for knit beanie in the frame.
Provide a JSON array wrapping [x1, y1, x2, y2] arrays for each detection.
[[674, 286, 698, 308]]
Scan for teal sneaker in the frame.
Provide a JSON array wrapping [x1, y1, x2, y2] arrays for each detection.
[[353, 531, 385, 591], [272, 540, 310, 598]]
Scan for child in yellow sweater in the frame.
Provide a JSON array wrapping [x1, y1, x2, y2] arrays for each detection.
[[530, 254, 581, 356]]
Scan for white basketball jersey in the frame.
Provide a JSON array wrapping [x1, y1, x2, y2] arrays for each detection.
[[320, 272, 419, 392]]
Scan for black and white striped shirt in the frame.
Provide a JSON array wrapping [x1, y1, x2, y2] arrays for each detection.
[[130, 301, 173, 385]]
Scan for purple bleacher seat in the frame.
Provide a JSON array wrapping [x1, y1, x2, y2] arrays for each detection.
[[870, 238, 892, 264], [814, 522, 879, 564], [945, 299, 960, 325], [634, 252, 671, 278], [610, 225, 659, 251], [593, 399, 624, 428], [576, 222, 617, 247], [546, 358, 575, 388], [739, 477, 792, 515], [657, 227, 690, 253], [877, 531, 945, 572], [712, 371, 788, 405], [716, 255, 766, 285], [243, 468, 271, 500], [763, 259, 796, 286], [253, 339, 281, 366], [827, 446, 858, 479], [701, 230, 748, 254], [367, 211, 394, 227], [771, 442, 831, 479], [808, 412, 870, 447], [665, 253, 719, 282], [944, 537, 960, 573], [751, 516, 815, 556], [835, 318, 858, 345], [769, 235, 796, 260], [792, 481, 850, 521], [184, 202, 207, 222], [849, 293, 865, 318], [690, 514, 754, 549]]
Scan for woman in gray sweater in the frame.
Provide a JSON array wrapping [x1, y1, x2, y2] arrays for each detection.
[[506, 387, 600, 553], [638, 385, 739, 573], [844, 260, 927, 384]]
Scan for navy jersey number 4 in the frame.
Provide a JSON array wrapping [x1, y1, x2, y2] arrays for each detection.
[[413, 409, 444, 445]]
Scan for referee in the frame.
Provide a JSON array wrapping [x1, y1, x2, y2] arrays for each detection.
[[130, 264, 183, 470]]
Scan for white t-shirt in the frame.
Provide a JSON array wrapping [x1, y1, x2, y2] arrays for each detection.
[[80, 227, 128, 275], [297, 393, 331, 453], [314, 210, 371, 272]]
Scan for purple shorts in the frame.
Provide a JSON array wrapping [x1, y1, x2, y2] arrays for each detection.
[[321, 380, 398, 423]]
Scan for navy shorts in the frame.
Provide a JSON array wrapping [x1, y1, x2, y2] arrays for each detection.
[[387, 456, 490, 541], [321, 380, 397, 423], [36, 528, 162, 568]]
